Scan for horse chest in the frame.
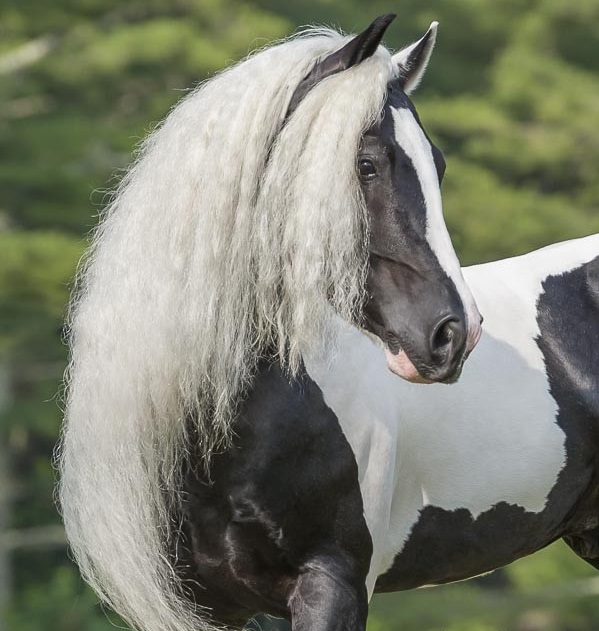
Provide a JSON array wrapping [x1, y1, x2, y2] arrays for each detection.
[[306, 316, 568, 593], [376, 339, 570, 589]]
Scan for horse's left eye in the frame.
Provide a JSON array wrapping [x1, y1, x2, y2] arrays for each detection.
[[358, 158, 377, 181]]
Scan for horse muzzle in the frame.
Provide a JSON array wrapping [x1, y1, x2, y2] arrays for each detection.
[[383, 309, 482, 383], [363, 254, 483, 384]]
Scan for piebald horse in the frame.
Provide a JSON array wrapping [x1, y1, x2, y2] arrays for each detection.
[[59, 15, 481, 631]]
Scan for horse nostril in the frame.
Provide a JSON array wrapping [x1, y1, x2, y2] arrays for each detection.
[[431, 317, 463, 355]]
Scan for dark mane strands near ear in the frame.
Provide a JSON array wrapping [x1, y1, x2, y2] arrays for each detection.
[[286, 14, 396, 117]]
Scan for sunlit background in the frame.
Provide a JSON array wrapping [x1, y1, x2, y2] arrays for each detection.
[[2, 1, 599, 629]]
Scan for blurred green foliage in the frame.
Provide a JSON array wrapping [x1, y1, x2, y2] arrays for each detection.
[[1, 0, 599, 629]]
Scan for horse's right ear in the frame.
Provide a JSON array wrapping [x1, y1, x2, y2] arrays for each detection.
[[286, 14, 396, 117]]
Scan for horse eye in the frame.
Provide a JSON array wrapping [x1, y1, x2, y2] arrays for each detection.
[[358, 158, 377, 181]]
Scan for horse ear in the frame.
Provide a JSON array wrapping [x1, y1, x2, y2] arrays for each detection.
[[392, 22, 438, 95], [287, 14, 396, 116]]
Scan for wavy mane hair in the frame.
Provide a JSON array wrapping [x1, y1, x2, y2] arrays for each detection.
[[59, 29, 393, 631]]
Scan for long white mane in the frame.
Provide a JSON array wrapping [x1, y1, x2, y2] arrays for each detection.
[[59, 29, 393, 631]]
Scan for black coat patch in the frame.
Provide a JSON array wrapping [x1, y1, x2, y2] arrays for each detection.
[[175, 359, 373, 626]]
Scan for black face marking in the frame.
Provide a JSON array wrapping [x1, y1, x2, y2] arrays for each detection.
[[431, 145, 446, 183], [584, 254, 599, 308], [375, 256, 599, 591], [175, 359, 372, 626], [359, 88, 467, 382]]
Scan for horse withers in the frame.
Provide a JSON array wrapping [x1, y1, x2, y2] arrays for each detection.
[[59, 15, 479, 631]]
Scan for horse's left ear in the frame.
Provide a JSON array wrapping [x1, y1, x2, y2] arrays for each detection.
[[287, 14, 396, 116], [392, 22, 438, 95]]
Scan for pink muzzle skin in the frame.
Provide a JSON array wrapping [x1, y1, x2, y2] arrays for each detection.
[[384, 348, 433, 384], [466, 318, 483, 354], [384, 317, 483, 383]]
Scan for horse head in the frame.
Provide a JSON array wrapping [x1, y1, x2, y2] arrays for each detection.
[[287, 15, 482, 383]]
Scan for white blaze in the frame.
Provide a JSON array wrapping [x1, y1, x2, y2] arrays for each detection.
[[391, 107, 480, 332]]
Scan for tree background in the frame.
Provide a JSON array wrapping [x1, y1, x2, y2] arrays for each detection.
[[2, 0, 599, 629]]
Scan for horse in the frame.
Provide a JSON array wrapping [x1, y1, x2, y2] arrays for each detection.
[[58, 14, 482, 631], [305, 232, 599, 599]]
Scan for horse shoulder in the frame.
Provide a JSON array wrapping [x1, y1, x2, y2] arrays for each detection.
[[178, 358, 372, 625]]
